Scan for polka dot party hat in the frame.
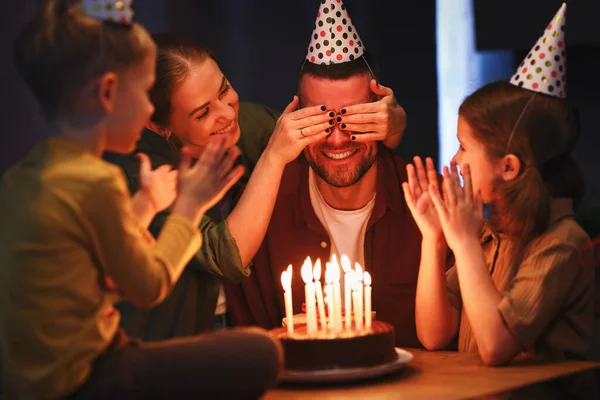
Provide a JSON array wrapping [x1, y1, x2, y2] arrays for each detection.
[[78, 0, 134, 25], [510, 3, 567, 98], [306, 0, 365, 65]]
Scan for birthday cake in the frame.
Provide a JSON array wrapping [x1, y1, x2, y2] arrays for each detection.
[[270, 320, 396, 371]]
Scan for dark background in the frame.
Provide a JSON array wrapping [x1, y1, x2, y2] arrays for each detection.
[[2, 0, 599, 218]]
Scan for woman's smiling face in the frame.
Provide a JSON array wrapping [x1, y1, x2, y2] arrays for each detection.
[[167, 58, 240, 152]]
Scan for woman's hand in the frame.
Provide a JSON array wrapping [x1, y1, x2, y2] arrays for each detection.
[[428, 162, 484, 252], [402, 157, 444, 241], [336, 80, 406, 149], [265, 96, 334, 167]]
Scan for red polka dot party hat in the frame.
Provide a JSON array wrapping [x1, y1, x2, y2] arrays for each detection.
[[510, 3, 567, 98], [78, 0, 134, 25], [306, 0, 365, 65]]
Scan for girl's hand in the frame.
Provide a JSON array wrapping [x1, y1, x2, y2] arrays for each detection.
[[428, 162, 484, 252], [265, 96, 332, 167], [402, 157, 444, 241], [336, 80, 406, 148], [136, 153, 178, 213], [176, 135, 245, 218]]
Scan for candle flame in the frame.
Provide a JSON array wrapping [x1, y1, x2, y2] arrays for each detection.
[[364, 271, 372, 286], [281, 267, 292, 291], [305, 256, 312, 268], [330, 258, 341, 282], [340, 254, 352, 273], [313, 259, 322, 281], [355, 262, 364, 282], [331, 253, 340, 268], [325, 263, 333, 284], [301, 260, 313, 284]]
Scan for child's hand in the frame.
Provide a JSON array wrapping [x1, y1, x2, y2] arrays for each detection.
[[265, 96, 332, 167], [402, 157, 444, 241], [428, 162, 484, 252], [176, 136, 245, 221], [136, 153, 178, 213]]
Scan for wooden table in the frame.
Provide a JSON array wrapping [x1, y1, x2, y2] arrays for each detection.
[[264, 349, 600, 399]]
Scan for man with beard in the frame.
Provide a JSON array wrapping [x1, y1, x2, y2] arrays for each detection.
[[225, 0, 425, 348]]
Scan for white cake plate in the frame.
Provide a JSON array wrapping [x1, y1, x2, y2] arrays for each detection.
[[280, 348, 413, 383]]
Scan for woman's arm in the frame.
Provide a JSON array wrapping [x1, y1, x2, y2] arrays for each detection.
[[227, 98, 331, 266]]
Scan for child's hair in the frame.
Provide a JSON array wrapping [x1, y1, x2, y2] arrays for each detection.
[[459, 80, 584, 241], [148, 33, 217, 128], [14, 0, 155, 119]]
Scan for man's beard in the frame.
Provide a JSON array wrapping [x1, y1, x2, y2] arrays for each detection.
[[306, 145, 378, 188]]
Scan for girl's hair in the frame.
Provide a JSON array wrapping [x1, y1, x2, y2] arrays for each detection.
[[459, 80, 584, 241], [14, 0, 155, 119], [149, 33, 217, 128]]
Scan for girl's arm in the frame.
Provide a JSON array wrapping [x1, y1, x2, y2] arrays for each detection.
[[403, 157, 459, 349], [415, 238, 460, 349], [429, 163, 521, 365]]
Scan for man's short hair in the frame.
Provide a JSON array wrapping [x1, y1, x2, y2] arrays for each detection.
[[298, 51, 380, 81]]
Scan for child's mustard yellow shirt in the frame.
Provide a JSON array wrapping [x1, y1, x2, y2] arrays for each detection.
[[0, 138, 201, 399]]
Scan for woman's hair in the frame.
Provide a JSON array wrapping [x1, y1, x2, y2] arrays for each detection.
[[459, 80, 584, 240], [14, 0, 155, 119], [149, 33, 217, 128]]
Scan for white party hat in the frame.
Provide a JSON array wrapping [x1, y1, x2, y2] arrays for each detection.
[[306, 0, 365, 65], [510, 3, 567, 98], [78, 0, 134, 25]]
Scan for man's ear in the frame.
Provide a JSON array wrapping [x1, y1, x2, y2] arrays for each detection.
[[501, 154, 522, 182], [96, 72, 118, 113], [146, 121, 171, 138]]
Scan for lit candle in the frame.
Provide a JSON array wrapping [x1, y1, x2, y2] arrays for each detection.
[[352, 275, 363, 331], [281, 265, 294, 335], [301, 258, 318, 335], [355, 262, 364, 330], [340, 254, 353, 330], [331, 255, 343, 333], [324, 264, 335, 331], [313, 259, 327, 330], [364, 271, 372, 329]]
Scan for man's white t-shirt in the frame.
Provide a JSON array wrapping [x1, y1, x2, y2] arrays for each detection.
[[308, 167, 376, 269]]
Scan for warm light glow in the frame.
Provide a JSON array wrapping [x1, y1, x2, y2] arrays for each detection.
[[352, 272, 361, 291], [305, 256, 312, 268], [331, 254, 339, 271], [340, 254, 352, 273], [347, 270, 356, 289], [330, 258, 341, 282], [301, 259, 313, 284], [325, 263, 333, 284], [281, 266, 292, 291], [364, 271, 372, 286], [313, 259, 322, 281], [354, 263, 363, 282]]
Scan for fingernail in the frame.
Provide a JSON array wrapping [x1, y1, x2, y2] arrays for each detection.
[[351, 136, 356, 140], [336, 116, 342, 122], [341, 109, 347, 115], [329, 111, 335, 117], [341, 123, 346, 129], [326, 128, 331, 133], [321, 105, 327, 111], [329, 119, 334, 125]]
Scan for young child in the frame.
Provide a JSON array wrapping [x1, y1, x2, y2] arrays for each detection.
[[0, 1, 281, 399], [405, 3, 594, 372]]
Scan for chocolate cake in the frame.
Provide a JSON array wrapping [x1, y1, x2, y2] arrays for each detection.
[[270, 320, 396, 371]]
